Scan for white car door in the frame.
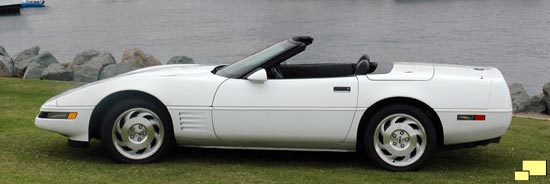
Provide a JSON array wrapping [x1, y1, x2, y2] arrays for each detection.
[[212, 76, 358, 147]]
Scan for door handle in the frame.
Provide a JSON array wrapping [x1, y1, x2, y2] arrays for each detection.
[[333, 86, 351, 92]]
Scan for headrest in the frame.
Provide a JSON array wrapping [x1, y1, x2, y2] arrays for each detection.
[[355, 54, 370, 75]]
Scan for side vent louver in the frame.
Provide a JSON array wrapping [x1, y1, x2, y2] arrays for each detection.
[[178, 112, 207, 131]]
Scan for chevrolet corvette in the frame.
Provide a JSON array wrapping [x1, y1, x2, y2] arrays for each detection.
[[35, 36, 512, 171]]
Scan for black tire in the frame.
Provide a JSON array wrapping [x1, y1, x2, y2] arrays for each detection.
[[364, 104, 437, 171], [100, 98, 174, 163]]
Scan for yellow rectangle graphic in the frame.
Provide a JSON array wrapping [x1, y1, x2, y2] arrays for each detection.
[[515, 171, 530, 181], [522, 160, 547, 176]]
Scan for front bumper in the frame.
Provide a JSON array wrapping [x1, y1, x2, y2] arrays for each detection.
[[35, 105, 94, 142]]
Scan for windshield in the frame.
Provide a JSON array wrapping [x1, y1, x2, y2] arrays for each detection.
[[215, 40, 297, 78]]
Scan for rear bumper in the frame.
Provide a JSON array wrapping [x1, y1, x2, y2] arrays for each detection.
[[35, 105, 93, 142], [442, 137, 501, 150], [435, 108, 512, 145]]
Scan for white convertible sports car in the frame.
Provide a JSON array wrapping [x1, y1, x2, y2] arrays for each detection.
[[35, 36, 512, 171]]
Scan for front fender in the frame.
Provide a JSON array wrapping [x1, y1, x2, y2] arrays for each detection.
[[55, 74, 227, 107]]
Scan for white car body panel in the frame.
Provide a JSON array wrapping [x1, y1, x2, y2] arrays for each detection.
[[37, 64, 227, 142], [35, 106, 93, 142], [367, 62, 434, 81], [434, 109, 511, 144], [211, 77, 358, 148], [359, 63, 493, 109], [168, 107, 219, 145], [55, 65, 226, 107], [342, 63, 510, 145], [35, 62, 512, 151]]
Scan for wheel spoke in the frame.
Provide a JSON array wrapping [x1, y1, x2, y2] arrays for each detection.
[[387, 155, 400, 163], [389, 116, 401, 126], [114, 136, 125, 146], [392, 147, 408, 157], [376, 141, 386, 151], [416, 143, 423, 155], [149, 118, 160, 127], [115, 122, 124, 134], [138, 111, 153, 120], [128, 148, 140, 155], [403, 119, 416, 126], [125, 140, 143, 150], [402, 152, 411, 162], [380, 128, 392, 144], [415, 130, 424, 140], [155, 131, 162, 141], [124, 111, 134, 123], [409, 133, 418, 146], [383, 143, 402, 156], [144, 142, 154, 153]]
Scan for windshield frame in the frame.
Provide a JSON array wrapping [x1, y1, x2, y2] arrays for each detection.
[[214, 40, 300, 79]]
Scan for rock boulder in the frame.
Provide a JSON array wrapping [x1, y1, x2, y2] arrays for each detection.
[[542, 82, 550, 114], [99, 62, 140, 79], [12, 46, 40, 77], [73, 55, 116, 82], [0, 46, 13, 77], [41, 63, 73, 81], [509, 83, 530, 112], [23, 51, 60, 79], [68, 50, 102, 69], [525, 95, 546, 113], [122, 48, 160, 68], [69, 50, 116, 82], [167, 56, 194, 64]]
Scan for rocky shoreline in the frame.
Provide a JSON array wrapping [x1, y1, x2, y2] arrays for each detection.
[[0, 46, 194, 82], [1, 45, 549, 117], [509, 83, 550, 114]]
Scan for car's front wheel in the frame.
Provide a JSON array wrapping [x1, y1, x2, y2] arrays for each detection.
[[100, 99, 173, 163], [364, 104, 437, 171]]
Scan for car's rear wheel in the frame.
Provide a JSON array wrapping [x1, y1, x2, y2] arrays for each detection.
[[364, 104, 436, 171], [100, 99, 173, 163]]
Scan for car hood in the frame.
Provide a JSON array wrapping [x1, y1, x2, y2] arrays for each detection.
[[119, 64, 219, 78], [42, 64, 220, 106]]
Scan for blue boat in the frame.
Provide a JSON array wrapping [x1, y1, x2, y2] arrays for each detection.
[[21, 0, 44, 8]]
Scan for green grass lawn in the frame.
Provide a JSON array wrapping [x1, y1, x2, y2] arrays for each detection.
[[0, 78, 548, 183]]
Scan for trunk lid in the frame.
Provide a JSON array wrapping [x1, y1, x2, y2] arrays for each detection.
[[367, 62, 434, 81]]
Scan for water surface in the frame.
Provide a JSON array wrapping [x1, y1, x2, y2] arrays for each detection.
[[1, 0, 549, 94]]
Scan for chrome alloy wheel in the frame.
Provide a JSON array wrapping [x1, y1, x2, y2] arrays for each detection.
[[373, 113, 427, 167], [112, 108, 164, 160]]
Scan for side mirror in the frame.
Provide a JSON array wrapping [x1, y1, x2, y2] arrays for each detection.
[[247, 69, 267, 82]]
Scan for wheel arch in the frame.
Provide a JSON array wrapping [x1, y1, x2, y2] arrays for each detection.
[[88, 90, 171, 140], [356, 97, 443, 151]]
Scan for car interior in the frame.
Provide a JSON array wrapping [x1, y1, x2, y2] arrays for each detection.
[[266, 54, 380, 79]]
